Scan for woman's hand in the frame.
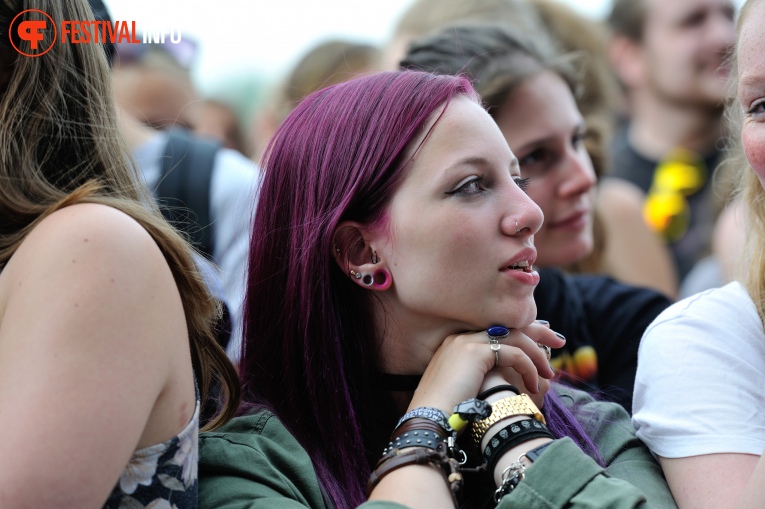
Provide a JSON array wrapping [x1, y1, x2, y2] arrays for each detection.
[[480, 321, 563, 407], [408, 323, 564, 415]]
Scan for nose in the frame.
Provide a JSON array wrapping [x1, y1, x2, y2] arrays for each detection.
[[557, 146, 597, 198], [501, 186, 544, 237]]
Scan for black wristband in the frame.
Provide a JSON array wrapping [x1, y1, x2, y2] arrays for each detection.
[[483, 419, 555, 473], [382, 428, 448, 455], [477, 384, 521, 400]]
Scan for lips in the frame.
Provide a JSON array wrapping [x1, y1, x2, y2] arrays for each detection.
[[501, 247, 537, 273], [549, 209, 589, 230]]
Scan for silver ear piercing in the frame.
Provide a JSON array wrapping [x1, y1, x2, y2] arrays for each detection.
[[350, 270, 362, 280]]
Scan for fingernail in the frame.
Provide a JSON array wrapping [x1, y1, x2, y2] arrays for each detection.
[[536, 319, 550, 326], [555, 332, 566, 341], [549, 364, 555, 374], [537, 382, 541, 392]]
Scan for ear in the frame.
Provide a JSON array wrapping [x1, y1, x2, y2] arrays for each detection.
[[608, 35, 647, 90], [332, 221, 393, 291]]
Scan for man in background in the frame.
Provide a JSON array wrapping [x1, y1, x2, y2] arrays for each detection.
[[607, 0, 735, 289]]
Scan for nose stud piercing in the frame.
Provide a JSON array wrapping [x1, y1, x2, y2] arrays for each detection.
[[516, 221, 521, 234]]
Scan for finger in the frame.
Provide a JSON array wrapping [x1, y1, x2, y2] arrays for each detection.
[[535, 319, 551, 328], [498, 332, 555, 380], [520, 323, 566, 349], [493, 344, 540, 394]]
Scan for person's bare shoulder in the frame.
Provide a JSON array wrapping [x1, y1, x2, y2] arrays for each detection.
[[2, 202, 186, 352], [11, 202, 166, 285]]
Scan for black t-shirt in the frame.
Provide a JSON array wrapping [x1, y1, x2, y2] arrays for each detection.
[[608, 124, 721, 280], [534, 267, 671, 413]]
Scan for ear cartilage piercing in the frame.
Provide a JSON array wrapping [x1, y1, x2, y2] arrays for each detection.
[[371, 251, 379, 264], [350, 270, 362, 280], [362, 274, 374, 286]]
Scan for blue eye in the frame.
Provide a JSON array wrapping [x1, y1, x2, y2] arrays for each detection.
[[514, 177, 530, 193], [446, 176, 486, 196]]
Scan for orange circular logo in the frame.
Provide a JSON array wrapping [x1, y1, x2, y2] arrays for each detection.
[[9, 9, 56, 57]]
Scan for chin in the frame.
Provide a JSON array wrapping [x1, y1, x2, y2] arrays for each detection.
[[494, 298, 538, 329]]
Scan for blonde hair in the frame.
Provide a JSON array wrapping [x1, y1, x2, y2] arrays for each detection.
[[726, 0, 765, 323], [0, 0, 239, 430], [393, 0, 543, 40]]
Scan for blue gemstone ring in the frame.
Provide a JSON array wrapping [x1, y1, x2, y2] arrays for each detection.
[[487, 326, 510, 339]]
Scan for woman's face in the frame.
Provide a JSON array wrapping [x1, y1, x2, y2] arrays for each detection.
[[738, 0, 765, 187], [494, 70, 597, 267], [375, 97, 544, 331]]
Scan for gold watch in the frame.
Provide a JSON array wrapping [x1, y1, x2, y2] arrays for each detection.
[[469, 394, 545, 450]]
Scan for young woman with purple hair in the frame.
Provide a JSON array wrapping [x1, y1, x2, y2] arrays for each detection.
[[199, 71, 675, 508]]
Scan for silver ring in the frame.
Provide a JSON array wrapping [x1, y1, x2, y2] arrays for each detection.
[[537, 343, 551, 361], [491, 342, 500, 368], [516, 220, 521, 234]]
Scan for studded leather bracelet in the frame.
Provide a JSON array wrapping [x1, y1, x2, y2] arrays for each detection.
[[381, 418, 449, 456]]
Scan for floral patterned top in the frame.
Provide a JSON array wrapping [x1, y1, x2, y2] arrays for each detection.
[[104, 399, 199, 509]]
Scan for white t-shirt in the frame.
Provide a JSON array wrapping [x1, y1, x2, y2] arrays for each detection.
[[632, 281, 765, 458]]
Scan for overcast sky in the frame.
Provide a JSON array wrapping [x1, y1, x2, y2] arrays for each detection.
[[103, 0, 613, 93]]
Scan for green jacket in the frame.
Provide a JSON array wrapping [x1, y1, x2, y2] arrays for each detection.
[[199, 386, 677, 508]]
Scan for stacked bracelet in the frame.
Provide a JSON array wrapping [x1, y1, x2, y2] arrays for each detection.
[[370, 417, 462, 502], [382, 418, 448, 456], [482, 419, 554, 474], [367, 445, 464, 502], [469, 394, 546, 450]]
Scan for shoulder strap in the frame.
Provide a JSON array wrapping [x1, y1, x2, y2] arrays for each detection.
[[156, 129, 220, 258]]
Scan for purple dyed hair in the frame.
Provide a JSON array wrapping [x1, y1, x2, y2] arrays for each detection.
[[240, 70, 599, 509]]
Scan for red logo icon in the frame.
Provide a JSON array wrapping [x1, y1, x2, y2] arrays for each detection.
[[9, 9, 56, 57]]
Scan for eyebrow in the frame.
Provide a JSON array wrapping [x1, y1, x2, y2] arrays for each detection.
[[739, 75, 765, 88], [445, 156, 519, 173], [514, 122, 587, 150]]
